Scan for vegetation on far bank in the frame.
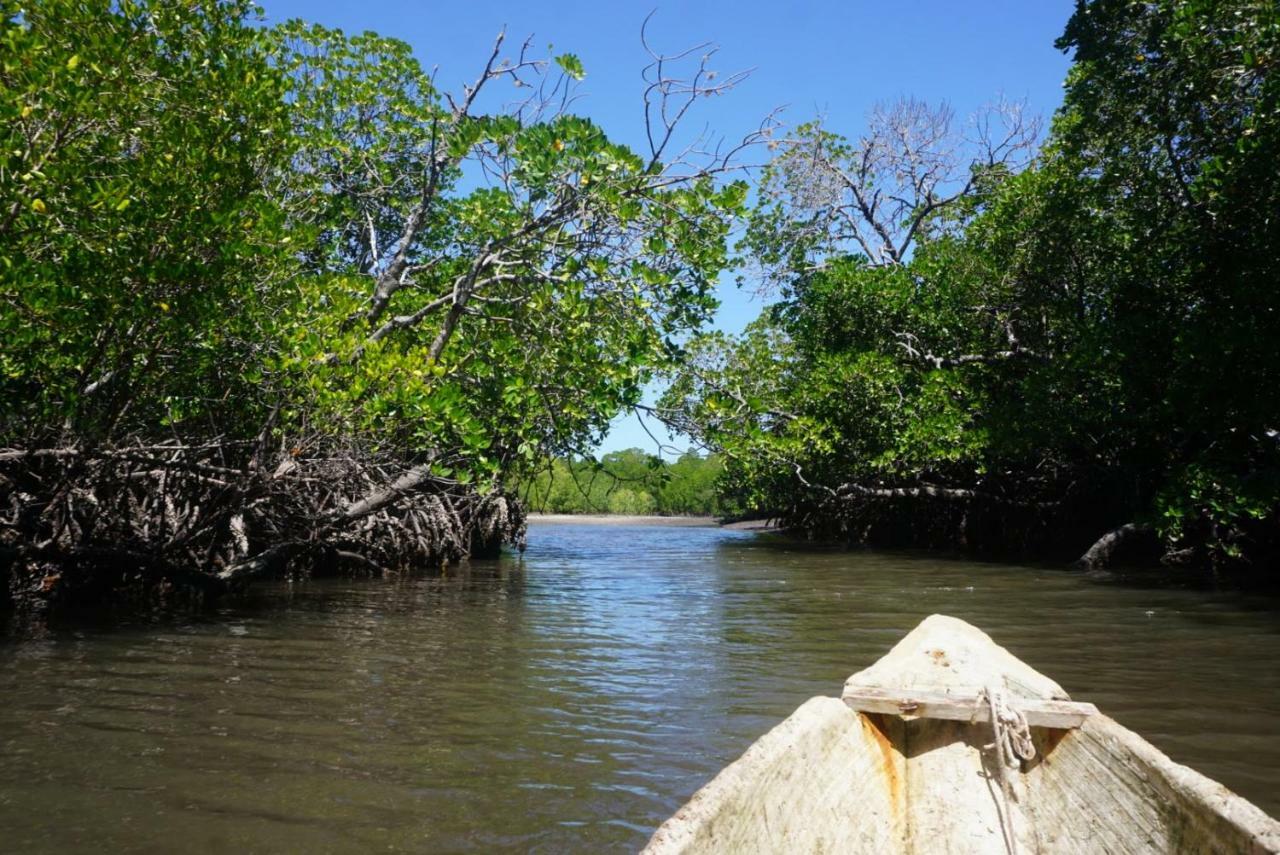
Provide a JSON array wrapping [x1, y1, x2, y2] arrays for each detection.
[[518, 449, 728, 517]]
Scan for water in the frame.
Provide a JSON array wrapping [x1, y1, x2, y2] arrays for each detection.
[[1, 522, 1277, 852]]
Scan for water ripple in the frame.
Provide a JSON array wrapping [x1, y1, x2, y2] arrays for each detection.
[[0, 522, 1277, 852]]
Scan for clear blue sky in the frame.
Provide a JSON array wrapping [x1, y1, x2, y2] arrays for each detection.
[[261, 0, 1075, 455]]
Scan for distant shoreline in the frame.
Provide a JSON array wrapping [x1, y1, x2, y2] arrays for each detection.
[[527, 513, 777, 531]]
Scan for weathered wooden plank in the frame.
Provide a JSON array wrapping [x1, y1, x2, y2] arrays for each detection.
[[841, 686, 1098, 729]]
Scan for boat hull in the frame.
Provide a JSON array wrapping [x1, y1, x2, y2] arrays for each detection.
[[644, 615, 1280, 854]]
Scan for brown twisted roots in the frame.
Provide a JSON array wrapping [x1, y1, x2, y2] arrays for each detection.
[[0, 443, 527, 614]]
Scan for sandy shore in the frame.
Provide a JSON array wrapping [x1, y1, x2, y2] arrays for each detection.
[[527, 513, 779, 530], [721, 518, 781, 531]]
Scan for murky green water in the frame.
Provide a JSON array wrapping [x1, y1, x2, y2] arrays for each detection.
[[1, 522, 1277, 852]]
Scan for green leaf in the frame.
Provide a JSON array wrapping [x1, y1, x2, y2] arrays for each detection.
[[554, 53, 585, 81]]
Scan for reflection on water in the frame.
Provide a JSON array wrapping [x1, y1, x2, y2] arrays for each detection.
[[1, 523, 1277, 852]]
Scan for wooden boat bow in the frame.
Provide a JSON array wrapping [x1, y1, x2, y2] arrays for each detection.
[[644, 614, 1280, 854]]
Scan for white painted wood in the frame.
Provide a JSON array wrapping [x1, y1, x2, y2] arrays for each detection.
[[840, 687, 1098, 729], [642, 697, 904, 854], [643, 614, 1280, 854]]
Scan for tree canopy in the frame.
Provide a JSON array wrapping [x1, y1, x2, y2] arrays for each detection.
[[1, 0, 293, 445], [3, 0, 1278, 608], [0, 0, 755, 610], [662, 0, 1280, 576]]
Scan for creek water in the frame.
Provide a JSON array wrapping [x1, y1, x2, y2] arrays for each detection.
[[1, 521, 1278, 852]]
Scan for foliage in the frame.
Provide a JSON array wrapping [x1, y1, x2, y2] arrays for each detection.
[[662, 242, 1018, 526], [0, 1, 747, 477], [1048, 0, 1280, 560], [664, 0, 1280, 574], [0, 0, 293, 445], [0, 1, 752, 609], [268, 22, 747, 487], [518, 449, 727, 516]]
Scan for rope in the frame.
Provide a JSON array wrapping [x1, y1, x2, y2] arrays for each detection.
[[982, 683, 1037, 767], [977, 684, 1037, 855]]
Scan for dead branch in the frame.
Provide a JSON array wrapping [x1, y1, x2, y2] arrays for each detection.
[[753, 96, 1041, 289]]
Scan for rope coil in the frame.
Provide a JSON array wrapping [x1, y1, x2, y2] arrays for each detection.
[[980, 683, 1037, 767], [976, 683, 1037, 855]]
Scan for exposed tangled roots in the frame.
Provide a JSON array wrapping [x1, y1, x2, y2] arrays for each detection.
[[474, 492, 526, 555], [0, 444, 527, 614]]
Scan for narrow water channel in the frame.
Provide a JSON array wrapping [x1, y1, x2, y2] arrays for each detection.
[[1, 522, 1277, 852]]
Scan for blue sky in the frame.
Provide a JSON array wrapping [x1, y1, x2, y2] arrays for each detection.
[[262, 0, 1076, 455]]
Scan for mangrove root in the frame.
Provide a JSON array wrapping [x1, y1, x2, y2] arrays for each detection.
[[0, 442, 526, 614]]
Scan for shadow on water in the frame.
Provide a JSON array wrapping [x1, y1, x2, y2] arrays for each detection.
[[723, 528, 1280, 594], [0, 522, 1276, 853]]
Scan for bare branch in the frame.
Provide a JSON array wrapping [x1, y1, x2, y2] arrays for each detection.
[[751, 96, 1041, 289], [639, 12, 759, 173]]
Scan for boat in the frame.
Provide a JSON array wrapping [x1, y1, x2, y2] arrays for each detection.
[[643, 614, 1280, 854]]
